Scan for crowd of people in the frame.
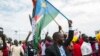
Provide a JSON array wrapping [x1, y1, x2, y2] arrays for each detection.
[[0, 27, 35, 56], [37, 20, 100, 56], [38, 33, 100, 56], [0, 20, 100, 56]]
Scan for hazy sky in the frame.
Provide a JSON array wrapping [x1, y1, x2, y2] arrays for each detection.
[[0, 0, 100, 40]]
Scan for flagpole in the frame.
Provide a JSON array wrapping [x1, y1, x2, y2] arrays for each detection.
[[51, 17, 65, 33], [29, 14, 32, 25], [45, 0, 69, 21]]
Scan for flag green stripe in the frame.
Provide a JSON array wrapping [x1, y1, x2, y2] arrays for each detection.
[[34, 12, 58, 49]]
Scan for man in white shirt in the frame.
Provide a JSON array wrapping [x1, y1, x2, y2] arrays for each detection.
[[81, 35, 92, 56]]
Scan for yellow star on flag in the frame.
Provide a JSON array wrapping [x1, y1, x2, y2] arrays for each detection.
[[41, 1, 46, 8]]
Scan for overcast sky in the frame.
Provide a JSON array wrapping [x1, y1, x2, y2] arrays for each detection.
[[0, 0, 100, 40]]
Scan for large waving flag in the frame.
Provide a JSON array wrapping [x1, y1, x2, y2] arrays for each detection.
[[33, 0, 59, 49]]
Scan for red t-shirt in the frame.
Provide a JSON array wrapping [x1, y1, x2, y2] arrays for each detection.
[[79, 38, 84, 46], [3, 47, 9, 56], [73, 43, 82, 56]]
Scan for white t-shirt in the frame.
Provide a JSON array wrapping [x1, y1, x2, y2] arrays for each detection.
[[41, 42, 46, 55], [95, 42, 99, 50], [11, 45, 24, 56], [81, 42, 92, 56]]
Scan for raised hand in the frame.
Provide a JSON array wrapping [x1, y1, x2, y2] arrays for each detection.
[[68, 20, 72, 27]]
